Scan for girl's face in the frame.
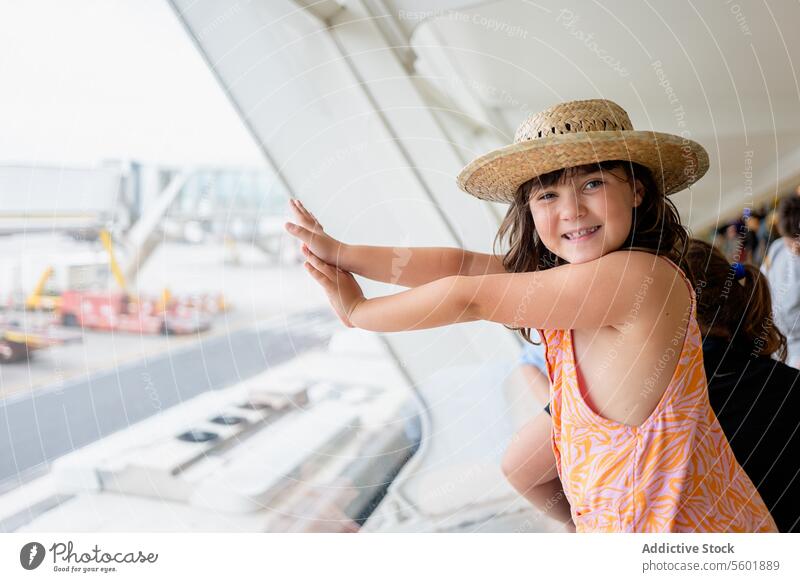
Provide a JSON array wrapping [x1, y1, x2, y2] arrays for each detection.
[[528, 167, 644, 264]]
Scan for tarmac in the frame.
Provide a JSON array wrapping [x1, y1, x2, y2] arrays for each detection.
[[0, 237, 335, 491]]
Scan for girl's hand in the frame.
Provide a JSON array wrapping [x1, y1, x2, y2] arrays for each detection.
[[302, 247, 365, 328], [285, 199, 345, 267]]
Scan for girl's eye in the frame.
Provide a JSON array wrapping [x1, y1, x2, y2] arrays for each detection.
[[537, 192, 556, 201], [584, 179, 603, 190]]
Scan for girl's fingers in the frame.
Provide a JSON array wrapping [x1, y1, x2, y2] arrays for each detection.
[[304, 248, 350, 289], [284, 222, 312, 243], [292, 199, 309, 220], [305, 259, 334, 283], [302, 203, 319, 223], [304, 261, 330, 287], [303, 261, 352, 328], [291, 198, 309, 219], [295, 198, 312, 217], [305, 250, 336, 279], [289, 202, 315, 230], [294, 199, 320, 228]]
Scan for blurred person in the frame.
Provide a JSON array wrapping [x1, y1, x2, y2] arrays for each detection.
[[722, 222, 742, 262], [688, 239, 799, 532], [762, 196, 800, 368], [759, 209, 779, 252], [745, 214, 763, 264]]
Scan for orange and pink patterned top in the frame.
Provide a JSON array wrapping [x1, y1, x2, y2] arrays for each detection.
[[540, 258, 777, 532]]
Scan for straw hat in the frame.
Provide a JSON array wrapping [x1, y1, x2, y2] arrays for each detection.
[[457, 99, 709, 203]]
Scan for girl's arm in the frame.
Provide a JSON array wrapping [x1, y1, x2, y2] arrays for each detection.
[[338, 250, 666, 332], [340, 245, 506, 287], [285, 199, 505, 287]]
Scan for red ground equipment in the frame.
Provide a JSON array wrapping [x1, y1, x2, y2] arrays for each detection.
[[59, 291, 211, 335]]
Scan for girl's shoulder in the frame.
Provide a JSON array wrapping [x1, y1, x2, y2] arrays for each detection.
[[600, 249, 693, 304], [599, 250, 689, 283], [515, 250, 691, 332]]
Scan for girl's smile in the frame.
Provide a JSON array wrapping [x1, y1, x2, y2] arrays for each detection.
[[562, 225, 601, 241], [528, 168, 643, 264]]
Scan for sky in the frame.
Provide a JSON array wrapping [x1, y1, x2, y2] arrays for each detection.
[[0, 0, 264, 168]]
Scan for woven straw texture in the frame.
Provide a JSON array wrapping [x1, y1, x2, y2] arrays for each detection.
[[457, 99, 709, 203]]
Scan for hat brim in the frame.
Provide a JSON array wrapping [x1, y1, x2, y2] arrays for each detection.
[[456, 130, 709, 203]]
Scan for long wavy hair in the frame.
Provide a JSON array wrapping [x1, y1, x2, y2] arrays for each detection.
[[686, 238, 787, 360], [493, 160, 690, 344]]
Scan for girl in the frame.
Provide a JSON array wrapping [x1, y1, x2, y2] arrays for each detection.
[[285, 99, 777, 532]]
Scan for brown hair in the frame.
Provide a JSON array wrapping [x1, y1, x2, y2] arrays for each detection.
[[686, 238, 787, 360], [777, 195, 800, 238], [493, 160, 689, 344]]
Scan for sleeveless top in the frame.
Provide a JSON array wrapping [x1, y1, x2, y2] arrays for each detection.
[[540, 258, 778, 532]]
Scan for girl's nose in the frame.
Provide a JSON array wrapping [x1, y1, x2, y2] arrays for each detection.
[[559, 191, 586, 221]]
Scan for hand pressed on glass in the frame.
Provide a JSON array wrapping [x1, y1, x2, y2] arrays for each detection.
[[302, 245, 365, 328], [285, 198, 344, 267]]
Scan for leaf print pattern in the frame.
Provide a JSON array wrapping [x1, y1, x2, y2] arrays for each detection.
[[541, 258, 778, 533]]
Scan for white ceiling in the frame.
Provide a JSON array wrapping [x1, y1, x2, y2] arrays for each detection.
[[406, 0, 800, 231]]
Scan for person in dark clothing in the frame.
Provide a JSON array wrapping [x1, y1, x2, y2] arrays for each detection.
[[688, 239, 800, 532]]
